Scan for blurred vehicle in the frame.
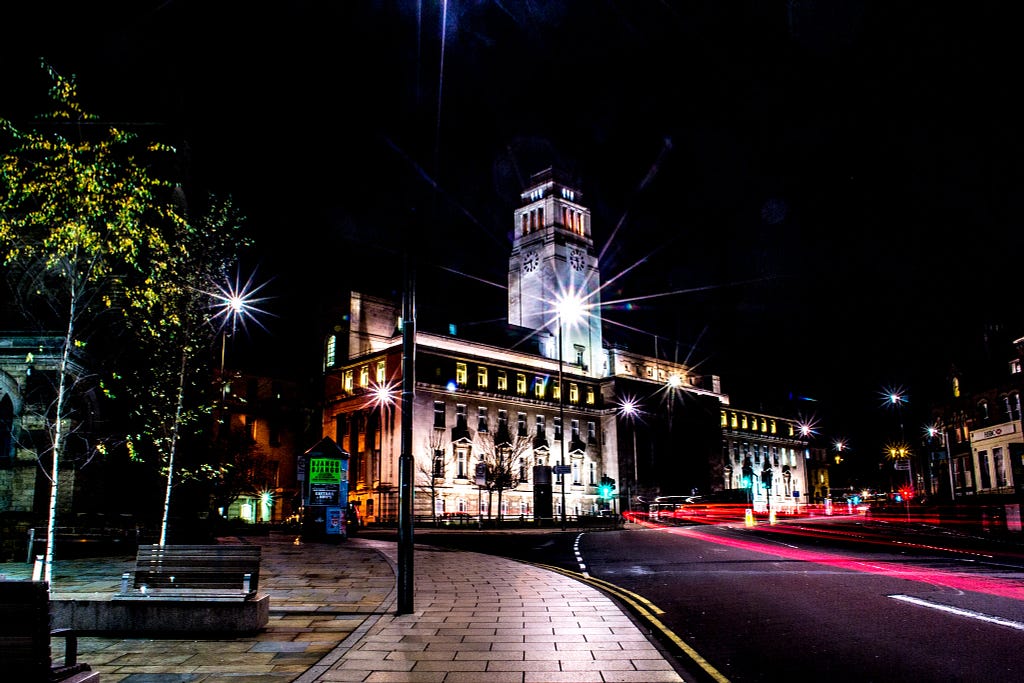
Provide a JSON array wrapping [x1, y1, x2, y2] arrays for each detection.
[[440, 511, 474, 525]]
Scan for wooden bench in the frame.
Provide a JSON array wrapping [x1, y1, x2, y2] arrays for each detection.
[[0, 580, 100, 682], [114, 544, 261, 602]]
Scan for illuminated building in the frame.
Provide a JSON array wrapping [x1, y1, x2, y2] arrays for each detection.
[[320, 170, 812, 520]]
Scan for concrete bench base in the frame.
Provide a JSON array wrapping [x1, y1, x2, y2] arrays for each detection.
[[51, 594, 270, 635]]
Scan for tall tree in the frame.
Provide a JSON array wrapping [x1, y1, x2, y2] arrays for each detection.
[[120, 196, 249, 545], [0, 63, 186, 583]]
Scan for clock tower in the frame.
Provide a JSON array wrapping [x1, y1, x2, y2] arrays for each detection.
[[508, 169, 604, 376]]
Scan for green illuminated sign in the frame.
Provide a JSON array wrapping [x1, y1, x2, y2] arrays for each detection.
[[309, 458, 342, 485]]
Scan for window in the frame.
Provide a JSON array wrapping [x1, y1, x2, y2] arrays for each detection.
[[589, 461, 596, 485], [646, 366, 654, 378], [569, 383, 579, 403], [477, 366, 488, 388], [335, 414, 347, 445], [552, 380, 560, 400], [498, 409, 508, 432], [497, 371, 508, 391], [741, 415, 748, 429], [456, 363, 467, 386], [517, 412, 527, 436], [456, 404, 467, 428], [433, 450, 444, 478], [344, 369, 353, 393], [359, 365, 369, 387], [770, 420, 777, 435], [978, 450, 992, 489], [572, 461, 580, 485], [571, 419, 580, 440], [433, 401, 446, 428], [516, 373, 527, 395], [535, 414, 546, 436], [978, 400, 989, 420], [534, 376, 546, 399], [586, 386, 595, 405], [730, 412, 738, 428], [376, 360, 386, 383], [456, 449, 467, 479], [574, 345, 584, 366], [994, 447, 1007, 487], [519, 457, 529, 482], [326, 335, 336, 367], [477, 406, 488, 432], [587, 421, 596, 442], [721, 411, 728, 427], [554, 416, 562, 440], [761, 418, 767, 432]]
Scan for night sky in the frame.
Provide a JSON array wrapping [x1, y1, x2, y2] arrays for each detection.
[[3, 1, 1022, 464]]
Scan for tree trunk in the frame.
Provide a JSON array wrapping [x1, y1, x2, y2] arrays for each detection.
[[159, 345, 189, 546], [44, 285, 77, 586]]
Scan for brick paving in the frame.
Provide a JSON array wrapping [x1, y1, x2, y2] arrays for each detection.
[[0, 532, 687, 683]]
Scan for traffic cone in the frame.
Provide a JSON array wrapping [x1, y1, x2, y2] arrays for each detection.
[[745, 508, 755, 527]]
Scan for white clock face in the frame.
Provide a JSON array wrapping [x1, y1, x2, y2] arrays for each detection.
[[569, 248, 585, 272], [522, 250, 540, 273]]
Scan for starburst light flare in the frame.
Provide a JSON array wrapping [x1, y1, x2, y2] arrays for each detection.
[[208, 269, 273, 335]]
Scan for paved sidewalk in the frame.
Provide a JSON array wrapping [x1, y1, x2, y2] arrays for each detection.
[[0, 532, 687, 682]]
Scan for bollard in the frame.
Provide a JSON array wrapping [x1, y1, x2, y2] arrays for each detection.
[[32, 554, 44, 582], [745, 509, 755, 527], [769, 509, 777, 525]]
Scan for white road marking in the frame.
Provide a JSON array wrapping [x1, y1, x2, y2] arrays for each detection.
[[889, 594, 1024, 631]]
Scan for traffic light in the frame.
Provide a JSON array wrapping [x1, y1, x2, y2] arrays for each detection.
[[599, 475, 616, 500]]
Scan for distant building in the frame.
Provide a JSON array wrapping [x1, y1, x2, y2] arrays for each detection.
[[214, 370, 313, 523], [320, 170, 811, 521]]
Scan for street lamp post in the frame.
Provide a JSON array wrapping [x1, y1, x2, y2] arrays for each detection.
[[555, 293, 584, 530], [619, 398, 639, 513]]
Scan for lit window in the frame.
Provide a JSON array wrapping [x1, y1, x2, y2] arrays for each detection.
[[553, 380, 561, 400], [516, 373, 527, 395], [497, 371, 508, 391], [456, 363, 467, 386], [586, 386, 595, 405], [477, 366, 488, 388], [376, 360, 386, 383], [761, 418, 767, 432], [741, 415, 748, 430], [730, 412, 738, 428], [359, 366, 369, 387], [770, 420, 777, 434], [721, 411, 728, 427], [344, 370, 353, 393], [569, 383, 579, 403], [326, 335, 336, 367], [534, 376, 546, 398]]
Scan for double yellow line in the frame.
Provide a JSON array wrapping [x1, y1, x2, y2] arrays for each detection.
[[534, 562, 731, 683]]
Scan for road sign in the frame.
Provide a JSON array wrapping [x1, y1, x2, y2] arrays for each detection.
[[553, 465, 571, 474], [893, 460, 911, 471]]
